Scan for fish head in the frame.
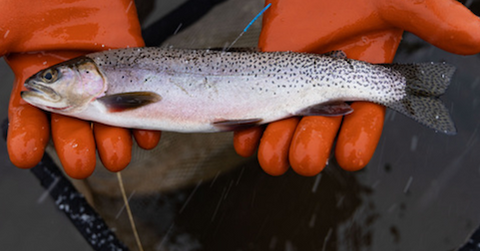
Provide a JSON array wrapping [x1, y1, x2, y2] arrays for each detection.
[[21, 57, 106, 113]]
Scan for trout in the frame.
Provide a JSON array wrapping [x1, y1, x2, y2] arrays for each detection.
[[21, 47, 456, 134]]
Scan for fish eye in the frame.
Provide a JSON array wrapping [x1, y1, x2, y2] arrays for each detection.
[[41, 69, 58, 83], [44, 72, 53, 80]]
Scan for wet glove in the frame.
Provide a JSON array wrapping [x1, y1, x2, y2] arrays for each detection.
[[234, 0, 480, 176], [4, 0, 161, 178]]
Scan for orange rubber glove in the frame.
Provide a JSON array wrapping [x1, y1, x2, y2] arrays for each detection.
[[234, 0, 480, 176], [4, 0, 161, 179]]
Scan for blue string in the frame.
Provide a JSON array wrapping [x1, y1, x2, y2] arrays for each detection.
[[243, 3, 272, 33], [226, 3, 272, 51]]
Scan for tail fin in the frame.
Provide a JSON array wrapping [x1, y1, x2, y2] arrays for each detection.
[[384, 63, 457, 135]]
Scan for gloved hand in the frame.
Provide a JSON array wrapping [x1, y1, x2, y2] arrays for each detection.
[[234, 0, 480, 176], [4, 0, 161, 179]]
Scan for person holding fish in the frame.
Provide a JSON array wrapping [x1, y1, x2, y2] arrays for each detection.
[[234, 0, 480, 176], [4, 0, 480, 179], [3, 0, 153, 178]]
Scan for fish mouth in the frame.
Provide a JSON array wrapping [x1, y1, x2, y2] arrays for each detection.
[[22, 80, 61, 102]]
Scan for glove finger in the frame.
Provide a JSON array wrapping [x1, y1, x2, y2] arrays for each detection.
[[93, 123, 132, 172], [132, 129, 161, 150], [7, 93, 49, 168], [5, 53, 52, 168], [51, 114, 96, 179], [335, 102, 385, 171], [289, 116, 342, 176], [233, 126, 264, 157], [257, 118, 299, 176]]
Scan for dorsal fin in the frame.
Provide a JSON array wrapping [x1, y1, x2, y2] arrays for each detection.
[[323, 50, 347, 59]]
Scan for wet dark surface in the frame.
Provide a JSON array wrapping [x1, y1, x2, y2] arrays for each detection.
[[1, 0, 480, 250], [124, 160, 375, 250]]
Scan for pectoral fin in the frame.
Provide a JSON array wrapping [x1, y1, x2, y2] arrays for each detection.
[[98, 92, 161, 112], [212, 118, 263, 131], [297, 102, 353, 117]]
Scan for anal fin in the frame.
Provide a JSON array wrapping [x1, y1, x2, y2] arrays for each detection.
[[213, 118, 263, 131], [297, 102, 353, 117], [98, 92, 162, 112]]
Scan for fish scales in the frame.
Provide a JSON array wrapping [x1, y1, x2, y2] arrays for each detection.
[[21, 47, 456, 134], [86, 48, 405, 130]]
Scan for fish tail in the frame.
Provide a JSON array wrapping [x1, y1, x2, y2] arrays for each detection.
[[384, 62, 457, 135]]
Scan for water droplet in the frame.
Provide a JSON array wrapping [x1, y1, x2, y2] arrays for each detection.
[[410, 135, 418, 151]]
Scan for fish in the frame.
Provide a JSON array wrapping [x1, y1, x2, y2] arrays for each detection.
[[21, 47, 457, 134]]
